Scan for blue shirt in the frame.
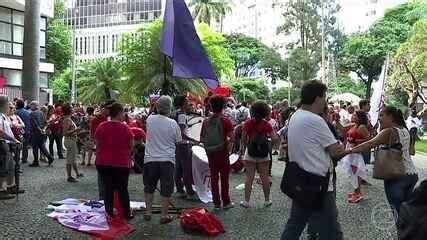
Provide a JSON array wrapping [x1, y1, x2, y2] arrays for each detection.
[[15, 108, 31, 135]]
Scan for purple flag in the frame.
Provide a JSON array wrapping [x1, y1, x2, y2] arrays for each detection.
[[160, 0, 219, 89]]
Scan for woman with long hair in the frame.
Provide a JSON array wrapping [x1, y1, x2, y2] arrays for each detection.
[[47, 105, 64, 159], [239, 101, 279, 208], [342, 110, 370, 203], [348, 106, 418, 216]]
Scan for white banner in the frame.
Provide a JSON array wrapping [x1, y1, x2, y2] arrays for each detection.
[[369, 56, 389, 127], [192, 146, 212, 203]]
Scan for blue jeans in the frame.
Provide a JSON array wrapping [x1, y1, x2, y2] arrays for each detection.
[[384, 174, 418, 215], [362, 151, 371, 164], [281, 192, 343, 240]]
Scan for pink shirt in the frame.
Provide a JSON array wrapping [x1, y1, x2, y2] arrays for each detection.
[[95, 121, 133, 168]]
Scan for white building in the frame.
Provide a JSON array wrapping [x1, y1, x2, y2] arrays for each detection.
[[337, 0, 408, 34], [64, 0, 163, 62], [0, 0, 55, 100]]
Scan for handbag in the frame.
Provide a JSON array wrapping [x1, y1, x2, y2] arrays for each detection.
[[281, 161, 330, 209], [373, 128, 406, 180]]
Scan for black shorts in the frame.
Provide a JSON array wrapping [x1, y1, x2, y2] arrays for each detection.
[[143, 161, 175, 197]]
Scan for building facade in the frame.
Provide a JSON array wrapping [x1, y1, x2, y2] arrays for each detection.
[[0, 0, 54, 101], [64, 0, 163, 62], [337, 0, 408, 34]]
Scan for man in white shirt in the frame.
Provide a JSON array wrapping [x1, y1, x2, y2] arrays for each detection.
[[144, 96, 182, 224], [281, 81, 346, 240]]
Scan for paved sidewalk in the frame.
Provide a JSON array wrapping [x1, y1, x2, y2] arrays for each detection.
[[0, 152, 426, 239]]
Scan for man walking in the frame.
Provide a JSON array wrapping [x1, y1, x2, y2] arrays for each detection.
[[29, 101, 54, 167], [281, 80, 346, 240]]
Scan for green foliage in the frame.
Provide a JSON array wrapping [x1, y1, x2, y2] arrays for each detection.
[[327, 73, 365, 98], [189, 0, 231, 26], [51, 68, 71, 102], [119, 21, 233, 97], [271, 87, 299, 106], [47, 0, 72, 76], [197, 24, 235, 80], [223, 78, 270, 103], [260, 47, 288, 84], [288, 47, 318, 87], [77, 58, 121, 104]]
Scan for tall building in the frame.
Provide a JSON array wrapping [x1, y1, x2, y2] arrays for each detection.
[[64, 0, 163, 62], [337, 0, 408, 34], [0, 0, 55, 100]]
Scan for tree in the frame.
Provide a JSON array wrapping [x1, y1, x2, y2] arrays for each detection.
[[22, 0, 41, 101], [189, 0, 231, 27], [77, 58, 121, 104], [389, 19, 427, 107], [223, 78, 270, 103], [271, 87, 299, 106], [327, 73, 365, 98], [279, 0, 341, 85], [224, 33, 287, 82], [51, 68, 71, 102], [47, 0, 72, 78], [338, 33, 385, 99], [119, 21, 234, 97]]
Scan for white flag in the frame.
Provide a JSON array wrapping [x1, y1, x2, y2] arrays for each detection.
[[369, 56, 389, 127]]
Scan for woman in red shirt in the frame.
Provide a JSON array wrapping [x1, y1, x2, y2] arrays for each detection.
[[239, 101, 279, 208], [95, 103, 134, 220]]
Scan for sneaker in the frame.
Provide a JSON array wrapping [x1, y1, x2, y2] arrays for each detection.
[[186, 194, 199, 201], [77, 173, 84, 178], [29, 163, 39, 167], [223, 202, 235, 210], [264, 200, 272, 208], [67, 177, 78, 183], [348, 193, 363, 203], [176, 191, 187, 198], [240, 201, 250, 208]]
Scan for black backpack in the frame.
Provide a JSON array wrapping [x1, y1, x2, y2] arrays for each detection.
[[247, 121, 269, 158]]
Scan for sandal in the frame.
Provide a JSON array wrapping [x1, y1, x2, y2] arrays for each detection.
[[160, 215, 173, 224]]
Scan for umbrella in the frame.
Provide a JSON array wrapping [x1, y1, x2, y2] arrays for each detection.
[[330, 93, 362, 105]]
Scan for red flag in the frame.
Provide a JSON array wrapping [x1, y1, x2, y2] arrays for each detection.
[[0, 75, 6, 88]]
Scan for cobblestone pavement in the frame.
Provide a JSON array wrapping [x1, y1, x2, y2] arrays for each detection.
[[0, 152, 426, 240]]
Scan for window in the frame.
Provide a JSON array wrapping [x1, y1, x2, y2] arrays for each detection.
[[80, 37, 83, 54], [12, 11, 24, 25], [102, 35, 106, 53], [0, 22, 11, 41], [13, 26, 23, 43], [0, 41, 11, 54], [40, 47, 46, 59], [3, 69, 21, 86], [40, 17, 47, 30], [40, 72, 48, 88], [98, 36, 101, 54], [12, 43, 22, 56], [0, 7, 11, 22]]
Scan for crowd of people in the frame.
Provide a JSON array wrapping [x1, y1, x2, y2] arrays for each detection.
[[0, 79, 426, 238]]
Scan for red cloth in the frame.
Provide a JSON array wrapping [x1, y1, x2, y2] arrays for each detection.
[[213, 86, 231, 97], [242, 119, 273, 139], [347, 127, 364, 144], [180, 208, 225, 237], [48, 114, 62, 133], [91, 115, 108, 138], [130, 127, 146, 142], [95, 121, 133, 168]]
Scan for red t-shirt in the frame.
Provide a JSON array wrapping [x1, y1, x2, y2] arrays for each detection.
[[242, 119, 273, 139], [130, 127, 146, 142], [95, 121, 133, 168], [48, 113, 62, 133], [91, 115, 108, 138]]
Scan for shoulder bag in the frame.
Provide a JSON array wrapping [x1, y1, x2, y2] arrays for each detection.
[[373, 128, 406, 180]]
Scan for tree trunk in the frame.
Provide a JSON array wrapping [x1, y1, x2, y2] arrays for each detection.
[[104, 87, 112, 100], [22, 0, 41, 101], [365, 75, 374, 100]]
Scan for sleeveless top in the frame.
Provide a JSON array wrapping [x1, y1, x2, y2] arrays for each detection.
[[63, 116, 77, 140], [394, 127, 417, 175]]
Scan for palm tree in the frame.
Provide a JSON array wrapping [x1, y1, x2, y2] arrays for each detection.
[[22, 0, 41, 101], [77, 58, 121, 104], [189, 0, 232, 28]]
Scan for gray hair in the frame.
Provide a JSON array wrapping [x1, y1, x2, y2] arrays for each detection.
[[0, 95, 8, 108], [156, 95, 172, 115]]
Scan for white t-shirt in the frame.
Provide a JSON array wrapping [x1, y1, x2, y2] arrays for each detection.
[[144, 114, 182, 164], [287, 110, 338, 177], [406, 116, 422, 130], [0, 113, 14, 143]]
